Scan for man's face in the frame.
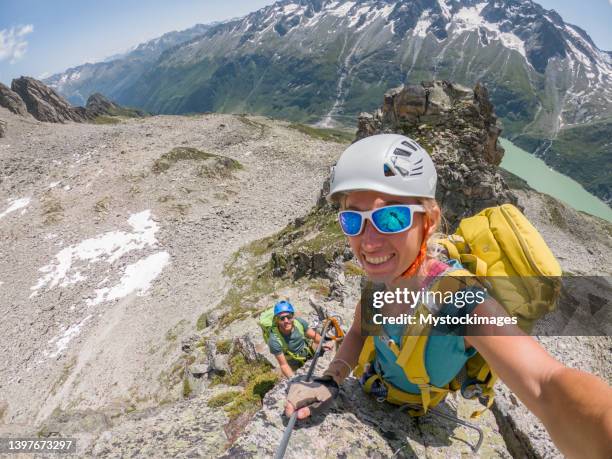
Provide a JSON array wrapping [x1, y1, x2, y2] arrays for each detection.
[[276, 313, 294, 333]]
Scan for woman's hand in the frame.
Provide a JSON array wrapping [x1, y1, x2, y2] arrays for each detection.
[[285, 376, 339, 420]]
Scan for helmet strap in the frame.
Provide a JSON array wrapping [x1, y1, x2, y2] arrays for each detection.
[[401, 216, 430, 278]]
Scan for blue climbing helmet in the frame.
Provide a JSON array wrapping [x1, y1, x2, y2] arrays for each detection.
[[273, 300, 295, 316]]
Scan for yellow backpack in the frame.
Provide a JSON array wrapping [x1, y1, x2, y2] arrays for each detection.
[[355, 204, 562, 417]]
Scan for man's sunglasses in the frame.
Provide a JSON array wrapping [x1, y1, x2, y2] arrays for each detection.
[[276, 314, 294, 322], [338, 205, 425, 236]]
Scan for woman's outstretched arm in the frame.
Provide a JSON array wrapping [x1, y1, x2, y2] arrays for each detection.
[[467, 300, 612, 458]]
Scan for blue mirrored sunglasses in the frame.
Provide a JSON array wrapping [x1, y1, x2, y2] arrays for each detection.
[[338, 205, 425, 236]]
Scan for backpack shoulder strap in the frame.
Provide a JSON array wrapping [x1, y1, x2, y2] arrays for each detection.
[[270, 326, 289, 353], [293, 318, 306, 337]]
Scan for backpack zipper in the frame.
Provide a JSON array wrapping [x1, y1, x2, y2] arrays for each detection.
[[500, 205, 550, 279]]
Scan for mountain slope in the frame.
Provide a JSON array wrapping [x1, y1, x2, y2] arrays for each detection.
[[45, 24, 214, 106], [46, 0, 612, 203]]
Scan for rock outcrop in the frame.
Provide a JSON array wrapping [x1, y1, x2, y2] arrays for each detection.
[[85, 93, 122, 117], [11, 77, 93, 123], [226, 353, 510, 458], [0, 119, 5, 138], [0, 83, 29, 116], [85, 92, 144, 118], [357, 80, 517, 228]]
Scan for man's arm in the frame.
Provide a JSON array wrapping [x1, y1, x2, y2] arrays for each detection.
[[305, 327, 320, 344], [467, 300, 612, 458], [286, 302, 366, 419], [275, 352, 294, 379]]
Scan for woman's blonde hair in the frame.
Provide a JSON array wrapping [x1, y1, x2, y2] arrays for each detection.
[[420, 197, 447, 262]]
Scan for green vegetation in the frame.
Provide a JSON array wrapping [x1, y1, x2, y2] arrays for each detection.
[[216, 339, 232, 354], [105, 106, 145, 118], [237, 114, 267, 138], [542, 195, 568, 230], [224, 372, 278, 420], [152, 147, 242, 177], [92, 115, 121, 125], [182, 376, 192, 398], [197, 156, 242, 178], [215, 243, 281, 329], [196, 312, 209, 331], [288, 123, 354, 143], [165, 319, 188, 342], [546, 119, 612, 203], [153, 147, 215, 173], [344, 261, 365, 277], [207, 390, 242, 408], [42, 195, 64, 225], [50, 357, 76, 395], [208, 345, 279, 420], [206, 203, 346, 329], [158, 357, 187, 393], [168, 203, 191, 216]]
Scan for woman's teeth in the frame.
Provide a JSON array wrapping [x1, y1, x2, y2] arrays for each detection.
[[364, 254, 393, 265]]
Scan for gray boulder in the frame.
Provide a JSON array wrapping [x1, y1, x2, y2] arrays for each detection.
[[11, 76, 92, 123], [0, 119, 5, 138], [0, 83, 28, 116]]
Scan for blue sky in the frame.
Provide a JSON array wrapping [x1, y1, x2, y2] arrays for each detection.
[[1, 0, 611, 85]]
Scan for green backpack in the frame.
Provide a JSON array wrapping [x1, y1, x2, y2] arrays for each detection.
[[258, 307, 312, 363]]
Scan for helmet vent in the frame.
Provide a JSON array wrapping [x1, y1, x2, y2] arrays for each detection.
[[409, 166, 423, 176], [393, 148, 412, 158], [401, 141, 416, 151]]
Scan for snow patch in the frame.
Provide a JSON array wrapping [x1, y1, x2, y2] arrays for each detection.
[[86, 251, 170, 306], [354, 3, 394, 31], [30, 210, 162, 296], [438, 0, 451, 20], [282, 3, 300, 15], [328, 1, 355, 17], [0, 197, 31, 219], [47, 315, 92, 358], [413, 11, 432, 38], [453, 2, 526, 58]]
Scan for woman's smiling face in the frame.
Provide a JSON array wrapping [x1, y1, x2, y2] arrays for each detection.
[[343, 190, 428, 285]]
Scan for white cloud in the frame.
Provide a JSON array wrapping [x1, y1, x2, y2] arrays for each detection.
[[0, 24, 34, 64]]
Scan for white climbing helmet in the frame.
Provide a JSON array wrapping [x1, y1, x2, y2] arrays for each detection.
[[327, 134, 437, 203]]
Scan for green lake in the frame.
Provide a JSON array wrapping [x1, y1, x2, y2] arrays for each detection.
[[499, 138, 612, 223]]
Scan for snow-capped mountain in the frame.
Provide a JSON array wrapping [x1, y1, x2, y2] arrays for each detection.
[[45, 0, 612, 203]]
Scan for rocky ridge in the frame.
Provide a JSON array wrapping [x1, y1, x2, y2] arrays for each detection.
[[11, 76, 94, 123], [85, 92, 145, 118], [0, 77, 139, 130], [0, 82, 29, 116], [357, 80, 517, 226]]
